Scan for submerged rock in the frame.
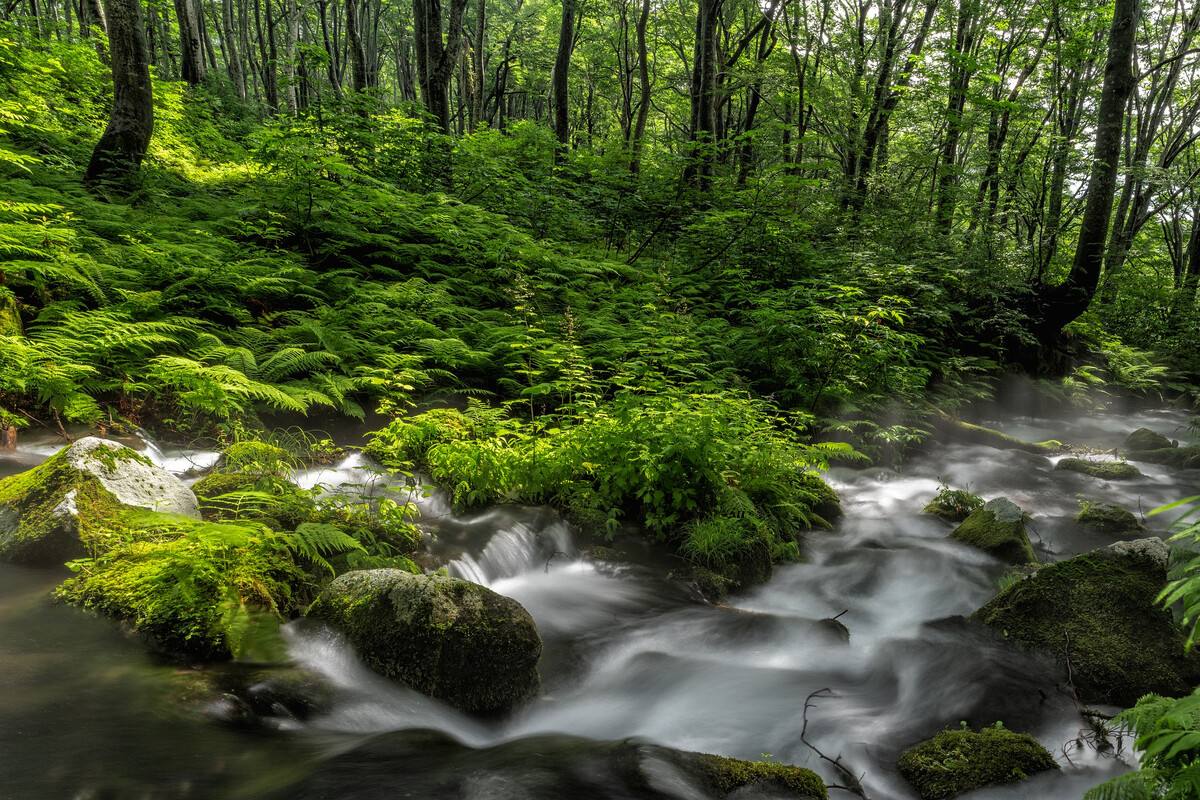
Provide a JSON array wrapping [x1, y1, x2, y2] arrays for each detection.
[[897, 723, 1057, 800], [307, 569, 542, 714], [1076, 501, 1145, 537], [950, 498, 1036, 564], [972, 538, 1200, 706], [1124, 428, 1174, 452], [933, 415, 1063, 454], [0, 437, 199, 565], [1055, 457, 1142, 480]]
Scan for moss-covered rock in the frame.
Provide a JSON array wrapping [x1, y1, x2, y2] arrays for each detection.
[[0, 437, 199, 565], [1076, 501, 1145, 537], [689, 752, 827, 798], [897, 723, 1058, 800], [1126, 446, 1200, 470], [950, 498, 1036, 564], [1124, 428, 1174, 452], [193, 470, 318, 530], [307, 569, 542, 714], [923, 487, 984, 523], [972, 538, 1200, 706], [1055, 457, 1142, 480]]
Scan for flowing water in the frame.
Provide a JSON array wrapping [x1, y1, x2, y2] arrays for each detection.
[[1, 398, 1197, 799]]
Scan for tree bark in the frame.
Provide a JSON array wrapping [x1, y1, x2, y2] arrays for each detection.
[[1034, 0, 1139, 342], [86, 0, 154, 188], [413, 0, 469, 131], [551, 0, 575, 157], [175, 0, 206, 83], [346, 0, 368, 90]]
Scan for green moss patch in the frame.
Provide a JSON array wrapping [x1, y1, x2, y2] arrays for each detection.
[[897, 723, 1057, 800], [1124, 428, 1173, 452], [950, 498, 1036, 564], [1076, 501, 1145, 537], [695, 753, 827, 798], [923, 486, 984, 523], [1055, 458, 1142, 480], [972, 540, 1200, 705]]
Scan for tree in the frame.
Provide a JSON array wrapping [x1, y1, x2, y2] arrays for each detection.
[[552, 0, 576, 156], [1032, 0, 1140, 344], [413, 0, 470, 131], [85, 0, 154, 188], [175, 0, 206, 84]]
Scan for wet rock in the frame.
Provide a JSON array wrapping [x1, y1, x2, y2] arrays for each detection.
[[1127, 446, 1200, 470], [950, 498, 1036, 564], [262, 731, 827, 799], [1124, 428, 1174, 452], [195, 665, 335, 729], [0, 437, 199, 565], [972, 538, 1200, 706], [1055, 457, 1142, 480], [932, 415, 1064, 454], [1076, 501, 1145, 537], [897, 723, 1058, 800], [307, 569, 542, 714]]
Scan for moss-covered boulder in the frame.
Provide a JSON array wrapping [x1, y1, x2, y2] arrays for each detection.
[[1127, 447, 1200, 470], [1125, 428, 1174, 452], [307, 569, 542, 714], [1055, 457, 1142, 480], [682, 751, 827, 798], [1076, 501, 1145, 537], [972, 538, 1200, 706], [923, 487, 984, 523], [193, 470, 318, 530], [897, 723, 1057, 800], [0, 437, 199, 565], [950, 498, 1036, 564]]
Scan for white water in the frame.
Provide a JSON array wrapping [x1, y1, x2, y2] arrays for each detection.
[[283, 404, 1199, 799]]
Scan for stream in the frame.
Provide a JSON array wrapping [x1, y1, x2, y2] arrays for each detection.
[[1, 395, 1197, 799]]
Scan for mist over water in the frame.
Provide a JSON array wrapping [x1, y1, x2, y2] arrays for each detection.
[[0, 393, 1195, 798]]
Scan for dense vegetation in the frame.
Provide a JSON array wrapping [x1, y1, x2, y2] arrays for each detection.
[[0, 0, 1199, 791]]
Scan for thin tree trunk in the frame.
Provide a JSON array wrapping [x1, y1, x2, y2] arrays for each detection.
[[551, 0, 575, 157]]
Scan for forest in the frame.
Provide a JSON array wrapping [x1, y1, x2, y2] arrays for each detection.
[[0, 0, 1199, 795]]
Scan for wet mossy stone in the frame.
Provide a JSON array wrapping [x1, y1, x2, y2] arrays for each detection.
[[0, 437, 199, 565], [1055, 457, 1142, 480], [1125, 428, 1174, 452], [193, 471, 317, 529], [308, 569, 542, 715], [972, 538, 1200, 706], [934, 415, 1063, 454], [950, 498, 1036, 564], [897, 723, 1058, 800], [685, 751, 827, 798], [1076, 502, 1145, 537], [1127, 446, 1200, 470]]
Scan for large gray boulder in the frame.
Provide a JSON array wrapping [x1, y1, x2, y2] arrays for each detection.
[[0, 437, 199, 565], [308, 569, 542, 715]]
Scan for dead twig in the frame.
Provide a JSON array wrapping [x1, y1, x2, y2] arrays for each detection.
[[800, 688, 869, 799]]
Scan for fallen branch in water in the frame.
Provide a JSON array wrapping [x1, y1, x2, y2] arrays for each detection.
[[800, 688, 870, 798]]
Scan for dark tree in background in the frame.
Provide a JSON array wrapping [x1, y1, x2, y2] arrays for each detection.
[[85, 0, 154, 188]]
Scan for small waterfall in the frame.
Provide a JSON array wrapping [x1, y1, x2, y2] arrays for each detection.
[[134, 430, 220, 475], [448, 520, 574, 586]]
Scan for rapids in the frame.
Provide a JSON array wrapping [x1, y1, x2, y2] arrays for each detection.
[[1, 397, 1196, 799]]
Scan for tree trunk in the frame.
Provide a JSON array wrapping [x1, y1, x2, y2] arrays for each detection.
[[628, 0, 651, 173], [413, 0, 469, 132], [221, 0, 247, 98], [685, 0, 720, 187], [86, 0, 154, 188], [175, 0, 205, 83], [1034, 0, 1139, 343], [551, 0, 575, 157], [346, 0, 368, 90]]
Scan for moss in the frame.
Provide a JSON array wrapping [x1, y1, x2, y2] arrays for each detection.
[[1076, 501, 1144, 536], [193, 471, 318, 530], [694, 753, 827, 799], [1126, 446, 1200, 470], [971, 543, 1200, 705], [0, 291, 21, 336], [55, 510, 307, 660], [950, 498, 1036, 564], [681, 515, 775, 590], [307, 569, 542, 714], [0, 447, 119, 565], [1055, 458, 1142, 480], [1124, 428, 1173, 452], [923, 486, 984, 523], [897, 723, 1058, 800], [935, 416, 1062, 454]]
